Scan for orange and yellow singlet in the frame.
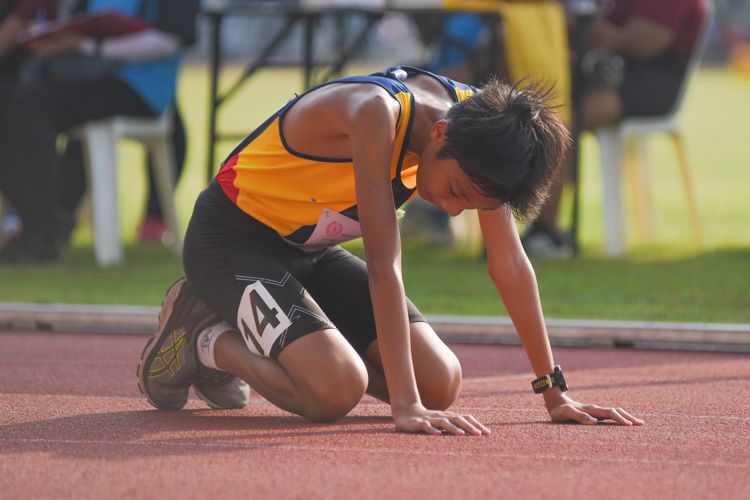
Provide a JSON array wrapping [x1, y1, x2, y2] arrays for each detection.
[[217, 66, 476, 251]]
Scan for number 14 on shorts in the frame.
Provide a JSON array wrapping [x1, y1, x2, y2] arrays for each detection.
[[237, 281, 292, 357]]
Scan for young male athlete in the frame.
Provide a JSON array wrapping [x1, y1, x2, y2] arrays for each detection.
[[138, 66, 644, 435]]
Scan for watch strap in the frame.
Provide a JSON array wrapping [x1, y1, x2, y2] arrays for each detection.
[[531, 365, 568, 394]]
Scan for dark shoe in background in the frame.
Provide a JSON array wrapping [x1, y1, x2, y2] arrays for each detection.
[[0, 232, 60, 265], [521, 222, 574, 259]]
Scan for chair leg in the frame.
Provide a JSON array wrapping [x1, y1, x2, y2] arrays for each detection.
[[626, 136, 654, 240], [670, 132, 703, 246], [149, 138, 182, 257], [597, 127, 627, 256], [81, 123, 123, 266]]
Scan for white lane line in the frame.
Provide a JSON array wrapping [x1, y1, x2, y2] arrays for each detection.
[[0, 437, 747, 469], [450, 407, 750, 421], [635, 413, 750, 421]]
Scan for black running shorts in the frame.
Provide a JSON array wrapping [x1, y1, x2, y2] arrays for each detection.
[[183, 180, 426, 359]]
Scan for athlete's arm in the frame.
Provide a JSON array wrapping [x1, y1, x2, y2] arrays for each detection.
[[348, 89, 485, 435], [479, 207, 644, 426]]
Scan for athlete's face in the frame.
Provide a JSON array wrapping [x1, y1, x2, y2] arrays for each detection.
[[416, 122, 503, 217]]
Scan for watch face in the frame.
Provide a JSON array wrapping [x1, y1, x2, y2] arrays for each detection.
[[553, 366, 568, 391]]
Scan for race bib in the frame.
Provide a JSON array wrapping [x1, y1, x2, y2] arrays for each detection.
[[285, 208, 361, 251], [237, 281, 292, 357]]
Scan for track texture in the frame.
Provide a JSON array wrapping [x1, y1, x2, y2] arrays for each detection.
[[1, 330, 748, 499]]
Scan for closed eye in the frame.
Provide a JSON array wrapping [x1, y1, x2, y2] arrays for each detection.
[[453, 183, 472, 203]]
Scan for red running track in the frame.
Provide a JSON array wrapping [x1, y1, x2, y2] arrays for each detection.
[[1, 330, 749, 499]]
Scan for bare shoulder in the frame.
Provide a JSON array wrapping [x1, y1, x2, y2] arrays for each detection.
[[283, 83, 400, 158]]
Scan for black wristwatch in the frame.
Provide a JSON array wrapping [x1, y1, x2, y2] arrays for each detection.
[[531, 365, 568, 394]]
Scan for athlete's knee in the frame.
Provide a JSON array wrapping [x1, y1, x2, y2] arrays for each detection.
[[419, 351, 462, 411], [406, 323, 464, 411], [299, 360, 368, 422]]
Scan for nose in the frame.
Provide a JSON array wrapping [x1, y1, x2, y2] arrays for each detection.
[[441, 200, 464, 217]]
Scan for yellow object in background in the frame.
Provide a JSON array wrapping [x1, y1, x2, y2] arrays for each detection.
[[729, 42, 750, 79], [444, 0, 572, 124]]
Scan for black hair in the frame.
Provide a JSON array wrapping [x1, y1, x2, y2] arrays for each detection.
[[437, 77, 571, 221]]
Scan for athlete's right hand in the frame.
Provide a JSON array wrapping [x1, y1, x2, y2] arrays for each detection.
[[393, 404, 491, 436]]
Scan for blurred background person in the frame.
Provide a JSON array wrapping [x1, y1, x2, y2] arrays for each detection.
[[521, 0, 709, 258], [0, 0, 199, 264], [0, 0, 58, 79], [0, 0, 59, 241]]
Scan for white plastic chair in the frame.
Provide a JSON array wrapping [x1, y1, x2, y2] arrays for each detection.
[[72, 109, 182, 267], [592, 0, 714, 256]]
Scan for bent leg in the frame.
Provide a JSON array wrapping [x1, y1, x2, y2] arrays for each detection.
[[298, 247, 457, 409], [183, 192, 371, 422], [364, 321, 462, 411], [214, 328, 368, 422]]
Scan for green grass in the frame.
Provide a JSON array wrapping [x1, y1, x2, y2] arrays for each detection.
[[1, 65, 749, 324], [397, 243, 750, 323]]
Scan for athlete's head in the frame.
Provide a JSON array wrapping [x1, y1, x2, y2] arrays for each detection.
[[437, 78, 571, 221]]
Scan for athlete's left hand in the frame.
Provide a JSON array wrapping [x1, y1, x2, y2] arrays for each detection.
[[393, 403, 492, 436], [545, 392, 645, 426]]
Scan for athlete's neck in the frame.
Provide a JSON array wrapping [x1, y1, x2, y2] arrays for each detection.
[[406, 78, 454, 155]]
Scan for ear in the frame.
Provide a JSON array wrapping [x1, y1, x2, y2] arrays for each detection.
[[430, 119, 449, 144]]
